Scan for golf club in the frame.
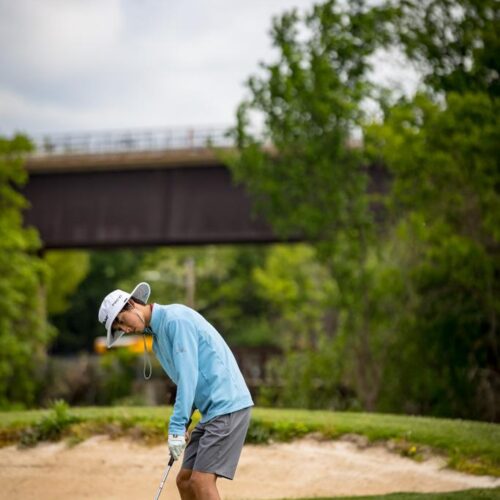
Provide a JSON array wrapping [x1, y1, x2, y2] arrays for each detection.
[[154, 455, 175, 500], [154, 417, 192, 499]]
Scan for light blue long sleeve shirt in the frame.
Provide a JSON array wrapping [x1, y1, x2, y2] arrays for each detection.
[[150, 303, 253, 435]]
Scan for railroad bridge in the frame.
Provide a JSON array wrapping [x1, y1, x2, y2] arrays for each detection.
[[23, 127, 383, 249], [23, 127, 276, 249]]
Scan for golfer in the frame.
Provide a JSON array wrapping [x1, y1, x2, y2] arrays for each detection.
[[98, 282, 253, 500]]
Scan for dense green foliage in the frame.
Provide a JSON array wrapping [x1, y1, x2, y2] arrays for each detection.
[[0, 135, 53, 408], [119, 245, 275, 348], [365, 92, 499, 419], [1, 406, 499, 476], [228, 0, 396, 412], [228, 0, 499, 420], [45, 250, 90, 315], [390, 0, 499, 97], [49, 249, 145, 353]]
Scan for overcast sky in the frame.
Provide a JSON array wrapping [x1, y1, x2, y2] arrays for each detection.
[[0, 0, 418, 139], [0, 0, 326, 137]]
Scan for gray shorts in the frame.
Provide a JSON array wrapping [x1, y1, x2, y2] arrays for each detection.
[[181, 407, 251, 480]]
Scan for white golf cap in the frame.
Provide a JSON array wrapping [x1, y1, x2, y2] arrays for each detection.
[[98, 282, 151, 348]]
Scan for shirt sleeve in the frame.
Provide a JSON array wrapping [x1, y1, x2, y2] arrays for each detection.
[[168, 319, 199, 435]]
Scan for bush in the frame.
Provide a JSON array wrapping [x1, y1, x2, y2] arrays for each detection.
[[245, 417, 314, 444], [258, 339, 358, 411], [0, 134, 54, 408], [20, 400, 80, 447], [96, 350, 137, 405]]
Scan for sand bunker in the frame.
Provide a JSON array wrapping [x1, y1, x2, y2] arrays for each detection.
[[0, 436, 499, 499]]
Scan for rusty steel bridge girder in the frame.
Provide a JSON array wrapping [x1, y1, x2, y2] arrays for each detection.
[[23, 148, 277, 249]]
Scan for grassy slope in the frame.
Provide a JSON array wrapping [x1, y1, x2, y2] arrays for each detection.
[[250, 408, 500, 474], [0, 406, 499, 476]]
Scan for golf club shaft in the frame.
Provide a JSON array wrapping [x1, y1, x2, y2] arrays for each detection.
[[153, 417, 192, 500], [154, 456, 175, 500]]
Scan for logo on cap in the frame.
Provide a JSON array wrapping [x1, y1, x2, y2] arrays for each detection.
[[112, 294, 123, 306]]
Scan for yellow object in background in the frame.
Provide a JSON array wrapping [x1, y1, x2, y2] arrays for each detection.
[[94, 334, 153, 355]]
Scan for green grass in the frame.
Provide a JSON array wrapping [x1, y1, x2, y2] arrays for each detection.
[[0, 404, 499, 477], [249, 408, 500, 475], [285, 489, 500, 500]]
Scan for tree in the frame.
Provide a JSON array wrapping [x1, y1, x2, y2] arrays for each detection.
[[252, 244, 350, 409], [0, 134, 53, 407], [253, 244, 337, 350], [228, 0, 395, 410], [391, 0, 499, 97], [120, 245, 274, 348], [229, 0, 393, 247], [45, 250, 90, 315], [366, 91, 500, 419], [365, 1, 500, 419], [230, 0, 499, 419]]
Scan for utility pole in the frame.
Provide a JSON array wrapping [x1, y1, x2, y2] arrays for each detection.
[[185, 257, 196, 308]]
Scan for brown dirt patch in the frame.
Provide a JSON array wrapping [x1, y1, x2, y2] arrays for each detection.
[[0, 436, 499, 499]]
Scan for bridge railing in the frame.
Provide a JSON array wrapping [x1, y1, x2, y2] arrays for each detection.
[[30, 127, 234, 156]]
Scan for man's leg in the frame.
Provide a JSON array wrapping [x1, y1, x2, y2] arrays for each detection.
[[190, 471, 220, 500], [176, 468, 195, 500], [178, 421, 204, 499], [180, 408, 250, 499]]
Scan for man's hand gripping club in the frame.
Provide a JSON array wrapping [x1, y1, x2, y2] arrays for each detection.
[[168, 434, 186, 461], [168, 417, 192, 461]]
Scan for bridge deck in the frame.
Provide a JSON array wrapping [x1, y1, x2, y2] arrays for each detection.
[[26, 147, 227, 174]]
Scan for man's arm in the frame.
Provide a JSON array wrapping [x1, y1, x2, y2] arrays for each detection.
[[168, 319, 199, 435]]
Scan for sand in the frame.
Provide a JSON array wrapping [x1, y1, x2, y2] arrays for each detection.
[[0, 436, 499, 499]]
